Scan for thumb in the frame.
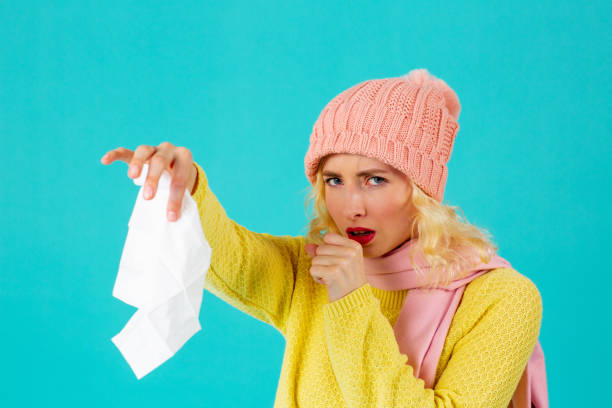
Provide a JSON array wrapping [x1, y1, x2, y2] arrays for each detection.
[[305, 243, 318, 257]]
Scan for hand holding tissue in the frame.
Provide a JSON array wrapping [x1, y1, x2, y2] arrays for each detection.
[[111, 163, 212, 379]]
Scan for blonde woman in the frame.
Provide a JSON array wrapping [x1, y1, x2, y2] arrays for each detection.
[[101, 69, 548, 408]]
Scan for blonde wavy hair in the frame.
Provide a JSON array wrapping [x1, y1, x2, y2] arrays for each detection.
[[300, 155, 499, 289]]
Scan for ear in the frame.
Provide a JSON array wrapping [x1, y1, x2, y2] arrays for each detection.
[[305, 243, 318, 257]]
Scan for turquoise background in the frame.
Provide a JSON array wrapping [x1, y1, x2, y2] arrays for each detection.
[[1, 1, 610, 406]]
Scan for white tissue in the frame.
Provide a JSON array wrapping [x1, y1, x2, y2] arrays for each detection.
[[111, 163, 211, 379]]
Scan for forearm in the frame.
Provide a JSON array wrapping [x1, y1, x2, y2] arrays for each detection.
[[191, 161, 304, 334], [323, 284, 439, 407]]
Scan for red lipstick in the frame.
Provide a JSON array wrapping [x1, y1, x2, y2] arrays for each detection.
[[346, 227, 376, 245]]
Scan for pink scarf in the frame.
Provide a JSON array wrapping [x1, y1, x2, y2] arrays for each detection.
[[362, 238, 549, 408]]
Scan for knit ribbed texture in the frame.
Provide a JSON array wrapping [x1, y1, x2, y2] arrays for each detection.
[[192, 162, 543, 408], [304, 69, 460, 202]]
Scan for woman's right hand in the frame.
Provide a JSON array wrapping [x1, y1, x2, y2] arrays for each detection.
[[100, 142, 198, 222]]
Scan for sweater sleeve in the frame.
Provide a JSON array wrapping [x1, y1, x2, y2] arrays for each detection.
[[190, 161, 304, 336], [321, 272, 543, 408]]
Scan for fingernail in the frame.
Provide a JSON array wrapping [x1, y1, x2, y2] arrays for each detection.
[[167, 211, 177, 221], [129, 165, 137, 177], [144, 185, 153, 199]]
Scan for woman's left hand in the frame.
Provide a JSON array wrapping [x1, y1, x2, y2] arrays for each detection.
[[305, 232, 368, 303]]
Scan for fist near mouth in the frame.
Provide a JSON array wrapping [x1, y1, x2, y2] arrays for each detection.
[[304, 232, 368, 303]]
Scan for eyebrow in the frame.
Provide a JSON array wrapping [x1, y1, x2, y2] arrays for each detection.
[[322, 168, 391, 177]]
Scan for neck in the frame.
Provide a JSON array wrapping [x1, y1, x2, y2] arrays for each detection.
[[392, 238, 411, 252], [381, 236, 414, 257]]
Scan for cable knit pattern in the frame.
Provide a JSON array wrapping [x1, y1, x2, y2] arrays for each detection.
[[304, 69, 461, 202], [192, 161, 543, 408]]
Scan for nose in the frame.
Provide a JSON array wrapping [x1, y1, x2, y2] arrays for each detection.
[[343, 187, 366, 219]]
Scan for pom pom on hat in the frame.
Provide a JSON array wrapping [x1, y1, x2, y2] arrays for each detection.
[[400, 68, 461, 121]]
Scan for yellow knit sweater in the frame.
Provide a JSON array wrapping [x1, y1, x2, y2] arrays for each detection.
[[191, 162, 543, 408]]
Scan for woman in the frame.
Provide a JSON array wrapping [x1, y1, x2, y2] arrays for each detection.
[[101, 69, 548, 407]]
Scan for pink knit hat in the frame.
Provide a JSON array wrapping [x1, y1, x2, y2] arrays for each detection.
[[304, 68, 461, 202]]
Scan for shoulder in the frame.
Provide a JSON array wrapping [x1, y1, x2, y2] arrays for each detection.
[[467, 267, 542, 302], [463, 267, 543, 322]]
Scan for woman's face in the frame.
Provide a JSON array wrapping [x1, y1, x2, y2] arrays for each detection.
[[321, 153, 415, 258]]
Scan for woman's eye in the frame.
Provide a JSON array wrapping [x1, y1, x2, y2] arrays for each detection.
[[324, 177, 341, 186], [368, 176, 387, 185]]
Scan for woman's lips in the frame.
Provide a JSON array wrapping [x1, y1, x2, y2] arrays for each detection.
[[346, 228, 376, 245]]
